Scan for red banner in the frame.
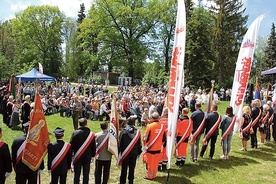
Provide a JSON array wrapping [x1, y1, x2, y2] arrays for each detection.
[[22, 92, 49, 171]]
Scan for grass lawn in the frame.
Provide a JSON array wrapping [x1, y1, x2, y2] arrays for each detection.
[[1, 101, 276, 184]]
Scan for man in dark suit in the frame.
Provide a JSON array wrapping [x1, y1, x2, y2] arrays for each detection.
[[0, 127, 12, 184], [266, 101, 274, 141], [21, 95, 31, 129], [200, 104, 220, 159], [48, 127, 72, 184], [11, 122, 44, 184], [118, 117, 142, 184], [190, 103, 205, 162], [70, 118, 96, 184], [1, 91, 10, 126]]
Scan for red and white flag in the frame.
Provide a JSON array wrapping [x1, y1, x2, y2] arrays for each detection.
[[230, 14, 265, 133], [166, 0, 186, 169], [108, 96, 118, 158], [38, 62, 43, 74]]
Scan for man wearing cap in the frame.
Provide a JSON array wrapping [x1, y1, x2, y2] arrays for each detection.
[[0, 127, 12, 184], [11, 122, 44, 184], [70, 118, 96, 184], [48, 127, 72, 184]]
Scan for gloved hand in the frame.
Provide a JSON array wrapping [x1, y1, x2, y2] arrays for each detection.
[[38, 169, 43, 174], [5, 172, 11, 179], [142, 146, 147, 152], [91, 157, 94, 163]]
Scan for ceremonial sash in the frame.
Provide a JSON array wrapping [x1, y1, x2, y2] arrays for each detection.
[[220, 116, 236, 143], [242, 119, 253, 133], [189, 117, 205, 144], [95, 133, 109, 157], [72, 132, 95, 165], [117, 130, 141, 166], [203, 115, 221, 145], [268, 113, 274, 124], [15, 140, 26, 170], [250, 108, 262, 127], [51, 143, 71, 171], [261, 112, 270, 125], [144, 124, 164, 151], [0, 141, 4, 148], [175, 119, 192, 149]]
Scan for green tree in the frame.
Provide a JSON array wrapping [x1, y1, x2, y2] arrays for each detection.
[[250, 36, 268, 84], [0, 20, 16, 73], [12, 5, 65, 77], [0, 54, 10, 81], [261, 23, 276, 84], [77, 3, 86, 24], [85, 0, 162, 80], [142, 60, 169, 87], [208, 0, 248, 84], [185, 7, 215, 89]]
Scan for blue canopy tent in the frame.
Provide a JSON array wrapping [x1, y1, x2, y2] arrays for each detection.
[[15, 68, 55, 82]]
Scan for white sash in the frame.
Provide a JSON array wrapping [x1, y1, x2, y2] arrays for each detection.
[[51, 142, 70, 170], [145, 124, 164, 151], [117, 130, 140, 165], [72, 132, 94, 164]]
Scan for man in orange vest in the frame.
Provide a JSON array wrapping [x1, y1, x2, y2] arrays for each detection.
[[142, 112, 166, 180], [158, 107, 168, 171], [175, 108, 192, 166]]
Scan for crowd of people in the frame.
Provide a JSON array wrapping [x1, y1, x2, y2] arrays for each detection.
[[0, 81, 276, 184]]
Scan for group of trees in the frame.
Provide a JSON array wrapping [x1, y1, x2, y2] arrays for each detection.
[[0, 0, 274, 89]]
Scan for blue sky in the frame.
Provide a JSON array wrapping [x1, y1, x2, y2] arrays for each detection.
[[0, 0, 275, 37]]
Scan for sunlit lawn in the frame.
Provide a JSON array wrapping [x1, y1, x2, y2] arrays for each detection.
[[1, 101, 276, 184]]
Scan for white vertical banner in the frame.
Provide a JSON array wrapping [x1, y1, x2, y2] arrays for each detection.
[[38, 62, 43, 73], [230, 14, 265, 132], [166, 0, 186, 169], [108, 97, 118, 158]]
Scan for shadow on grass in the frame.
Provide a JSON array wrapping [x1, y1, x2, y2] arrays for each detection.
[[154, 169, 195, 184], [234, 148, 276, 162], [171, 156, 259, 178], [10, 125, 23, 132]]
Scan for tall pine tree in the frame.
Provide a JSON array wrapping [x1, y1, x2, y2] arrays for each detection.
[[261, 23, 276, 84], [208, 0, 248, 85]]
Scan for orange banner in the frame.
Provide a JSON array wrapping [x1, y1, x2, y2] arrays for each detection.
[[22, 92, 50, 171]]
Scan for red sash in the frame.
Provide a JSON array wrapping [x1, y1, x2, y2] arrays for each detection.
[[220, 116, 236, 143], [72, 132, 95, 165], [144, 124, 164, 150], [15, 140, 26, 170], [0, 141, 4, 148], [95, 133, 109, 157], [175, 119, 192, 149], [203, 115, 221, 144], [51, 143, 71, 171], [269, 113, 274, 124], [117, 130, 141, 166], [261, 112, 270, 125], [189, 117, 205, 144]]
